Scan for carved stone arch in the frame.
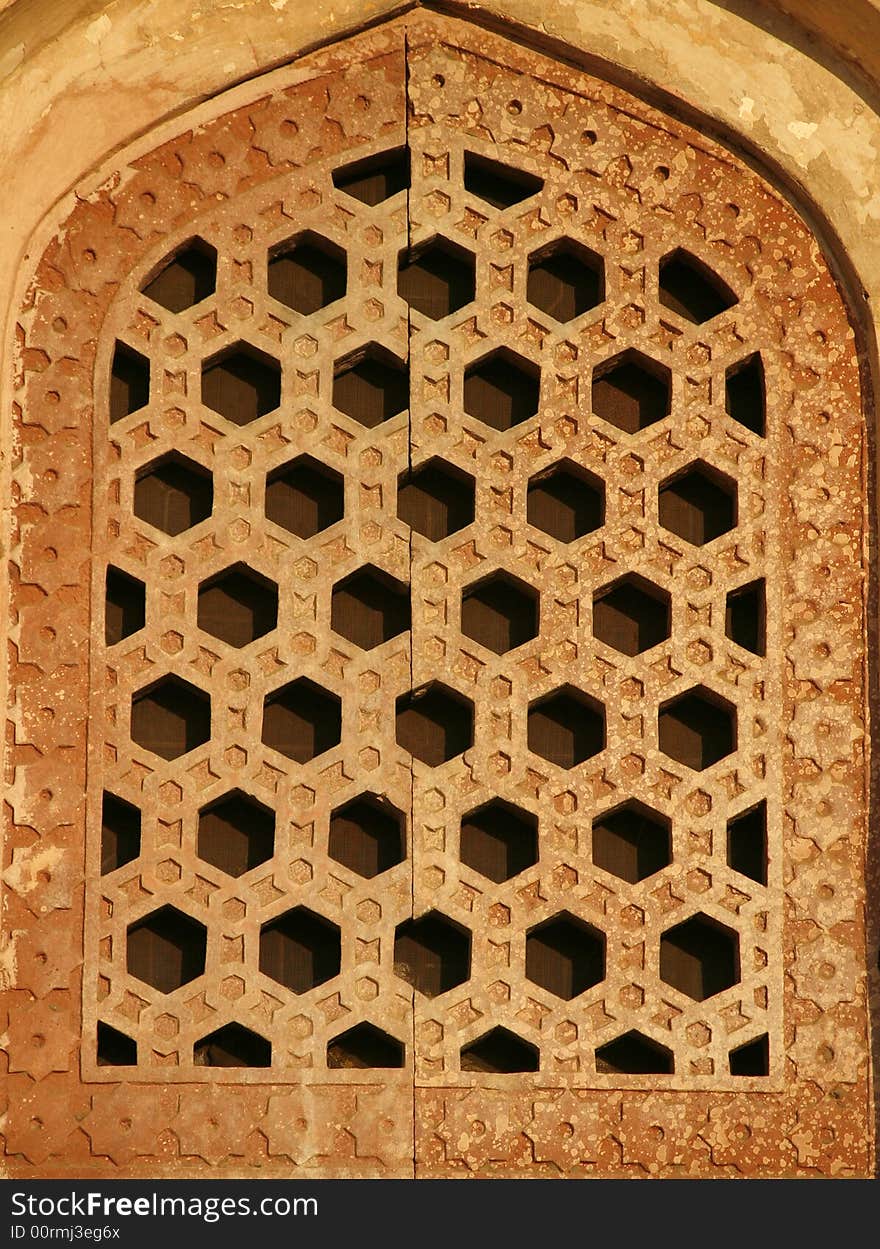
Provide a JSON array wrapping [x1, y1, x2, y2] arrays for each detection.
[[2, 8, 872, 1177]]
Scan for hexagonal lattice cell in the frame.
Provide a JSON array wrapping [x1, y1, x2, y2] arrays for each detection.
[[197, 791, 275, 878], [397, 459, 475, 540], [593, 573, 671, 656], [730, 1033, 769, 1077], [460, 571, 539, 654], [333, 343, 409, 428], [595, 1030, 674, 1075], [259, 906, 341, 994], [201, 343, 281, 426], [592, 800, 672, 884], [327, 1023, 405, 1069], [459, 799, 538, 883], [330, 565, 411, 650], [268, 231, 347, 314], [527, 461, 604, 542], [130, 675, 211, 760], [133, 453, 213, 536], [525, 913, 605, 1000], [332, 146, 411, 205], [659, 248, 738, 323], [460, 1027, 539, 1073], [660, 912, 740, 1001], [105, 566, 146, 645], [141, 238, 217, 312], [527, 238, 604, 321], [726, 578, 766, 656], [393, 912, 471, 998], [726, 353, 766, 436], [101, 792, 141, 875], [592, 350, 671, 434], [97, 1021, 137, 1067], [197, 565, 278, 648], [463, 348, 540, 431], [658, 462, 737, 545], [463, 150, 544, 208], [658, 686, 736, 771], [328, 794, 405, 879], [397, 236, 476, 319], [727, 800, 767, 886], [127, 905, 207, 994], [262, 678, 341, 764], [395, 683, 474, 766], [265, 455, 344, 539], [193, 1022, 271, 1068], [110, 342, 150, 424], [527, 686, 605, 768]]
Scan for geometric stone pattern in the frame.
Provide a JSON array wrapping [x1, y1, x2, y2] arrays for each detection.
[[2, 13, 869, 1177]]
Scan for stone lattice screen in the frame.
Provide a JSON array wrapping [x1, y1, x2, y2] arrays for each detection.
[[2, 12, 871, 1176]]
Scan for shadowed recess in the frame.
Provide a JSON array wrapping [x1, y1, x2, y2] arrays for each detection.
[[527, 238, 604, 321], [659, 463, 737, 545], [527, 462, 604, 542], [127, 905, 207, 994], [725, 353, 766, 436], [395, 684, 474, 766], [397, 458, 475, 540], [592, 800, 671, 884], [393, 912, 471, 998], [463, 348, 540, 431], [134, 453, 213, 536], [460, 1027, 539, 1073], [459, 799, 538, 883], [331, 565, 411, 650], [527, 687, 605, 768], [660, 912, 740, 1001], [262, 678, 341, 763], [595, 1030, 674, 1075], [726, 578, 765, 655], [101, 791, 141, 875], [193, 1022, 271, 1068], [197, 565, 278, 648], [201, 344, 281, 425], [332, 146, 411, 205], [265, 455, 344, 538], [141, 238, 217, 312], [268, 231, 347, 314], [463, 150, 544, 208], [105, 566, 146, 645], [130, 675, 210, 761], [110, 342, 150, 423], [730, 1033, 769, 1076], [592, 350, 670, 433], [593, 574, 670, 656], [328, 794, 405, 879], [259, 907, 341, 994], [727, 800, 767, 886], [461, 571, 539, 654], [659, 249, 738, 323], [327, 1023, 405, 1069], [333, 344, 408, 428], [525, 913, 605, 1000], [658, 686, 735, 771], [398, 236, 476, 319], [97, 1022, 137, 1067], [197, 791, 275, 878]]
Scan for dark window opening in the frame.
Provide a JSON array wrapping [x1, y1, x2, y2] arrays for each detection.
[[393, 912, 471, 998], [593, 574, 670, 656], [133, 453, 213, 536], [333, 345, 408, 428], [463, 151, 544, 209], [97, 1021, 137, 1066], [460, 1027, 539, 1073], [101, 791, 141, 875], [527, 462, 604, 542], [110, 342, 150, 423], [259, 907, 341, 994], [725, 353, 765, 436], [262, 678, 341, 764], [397, 237, 476, 319], [459, 799, 538, 883], [726, 578, 766, 656], [332, 146, 411, 205], [126, 905, 207, 994], [658, 686, 736, 771], [268, 232, 347, 314], [595, 1030, 674, 1074], [659, 249, 738, 323], [727, 800, 767, 886], [592, 800, 671, 883], [265, 456, 344, 538], [460, 572, 539, 654], [141, 239, 217, 312], [463, 348, 540, 431], [659, 912, 740, 1001], [197, 791, 275, 878], [327, 1023, 405, 1069], [330, 566, 411, 650], [105, 566, 146, 646], [201, 344, 281, 425], [397, 459, 475, 540], [130, 675, 211, 761], [527, 687, 605, 768], [328, 794, 405, 879], [729, 1033, 769, 1076], [193, 1022, 271, 1068], [395, 684, 474, 767], [525, 913, 605, 1000], [592, 350, 670, 433]]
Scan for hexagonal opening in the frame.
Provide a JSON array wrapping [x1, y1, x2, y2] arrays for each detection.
[[394, 912, 471, 997], [726, 353, 765, 436], [460, 1027, 539, 1073], [463, 348, 540, 431], [131, 675, 210, 760], [527, 238, 604, 321], [127, 905, 207, 994], [327, 1023, 405, 1069], [527, 461, 604, 543], [110, 342, 150, 424], [259, 906, 341, 994], [197, 790, 275, 878], [727, 800, 767, 886], [726, 578, 765, 656], [101, 792, 141, 875], [527, 686, 605, 768], [197, 564, 278, 648], [395, 683, 474, 767], [97, 1021, 137, 1067], [265, 455, 344, 539], [134, 452, 213, 536], [525, 912, 605, 999], [463, 150, 544, 209], [592, 800, 671, 884], [328, 794, 405, 879], [595, 1030, 674, 1075], [268, 231, 347, 315], [398, 236, 476, 319], [461, 571, 539, 654], [331, 565, 411, 650], [333, 343, 408, 428], [593, 573, 670, 656], [658, 686, 736, 771], [194, 1022, 271, 1068], [262, 677, 341, 764], [332, 146, 410, 205], [730, 1034, 769, 1077], [592, 349, 671, 434], [201, 343, 281, 426], [105, 566, 146, 645], [397, 458, 475, 541], [658, 462, 737, 545], [141, 238, 217, 312], [459, 798, 538, 883], [659, 248, 738, 323], [660, 912, 740, 1000]]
